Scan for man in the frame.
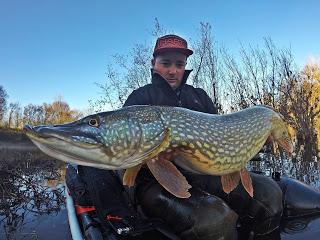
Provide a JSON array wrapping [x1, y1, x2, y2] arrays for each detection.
[[123, 35, 216, 114], [76, 34, 283, 240]]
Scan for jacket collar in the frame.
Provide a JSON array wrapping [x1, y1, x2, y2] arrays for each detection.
[[151, 69, 193, 89]]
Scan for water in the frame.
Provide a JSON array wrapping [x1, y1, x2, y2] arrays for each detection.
[[248, 152, 320, 189], [0, 143, 72, 240], [281, 216, 320, 240]]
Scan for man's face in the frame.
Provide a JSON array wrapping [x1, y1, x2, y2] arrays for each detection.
[[152, 51, 187, 90]]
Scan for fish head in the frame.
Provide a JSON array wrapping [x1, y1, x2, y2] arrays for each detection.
[[270, 113, 294, 156], [24, 109, 143, 169]]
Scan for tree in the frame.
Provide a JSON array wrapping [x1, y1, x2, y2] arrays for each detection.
[[220, 38, 288, 111], [278, 71, 319, 161], [43, 97, 82, 124], [7, 102, 21, 128], [304, 59, 320, 154], [22, 96, 82, 126], [0, 86, 8, 125], [190, 22, 222, 112], [23, 104, 45, 125]]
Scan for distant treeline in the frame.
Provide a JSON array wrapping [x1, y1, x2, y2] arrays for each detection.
[[0, 94, 83, 129]]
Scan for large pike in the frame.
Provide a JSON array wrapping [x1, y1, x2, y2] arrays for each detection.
[[24, 105, 293, 198]]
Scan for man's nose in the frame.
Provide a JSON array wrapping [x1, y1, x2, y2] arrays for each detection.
[[168, 65, 178, 74]]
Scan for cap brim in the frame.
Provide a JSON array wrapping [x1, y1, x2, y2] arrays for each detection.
[[153, 48, 193, 57]]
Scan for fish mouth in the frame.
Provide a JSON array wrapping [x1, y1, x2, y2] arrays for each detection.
[[24, 125, 100, 149], [24, 125, 125, 169], [28, 137, 123, 169]]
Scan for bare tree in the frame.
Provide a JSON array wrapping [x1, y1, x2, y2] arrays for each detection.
[[190, 22, 222, 112], [0, 86, 8, 125], [7, 102, 21, 128], [220, 38, 286, 111], [14, 103, 22, 128], [23, 104, 45, 125], [150, 17, 167, 38]]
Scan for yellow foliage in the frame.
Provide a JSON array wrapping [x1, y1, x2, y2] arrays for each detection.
[[43, 99, 81, 124], [302, 61, 320, 150]]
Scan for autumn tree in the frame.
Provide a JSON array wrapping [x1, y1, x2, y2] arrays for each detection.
[[43, 97, 82, 124], [22, 97, 81, 126], [279, 59, 320, 161], [304, 59, 320, 152]]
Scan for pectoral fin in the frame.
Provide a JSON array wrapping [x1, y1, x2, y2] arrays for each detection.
[[123, 128, 171, 188], [146, 155, 191, 198], [136, 128, 171, 163], [221, 172, 240, 194], [240, 168, 253, 197], [123, 164, 142, 187]]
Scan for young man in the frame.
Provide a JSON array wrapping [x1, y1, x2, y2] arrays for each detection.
[[76, 34, 283, 240], [124, 35, 216, 114]]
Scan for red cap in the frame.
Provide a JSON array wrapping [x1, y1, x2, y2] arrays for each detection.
[[153, 34, 193, 57]]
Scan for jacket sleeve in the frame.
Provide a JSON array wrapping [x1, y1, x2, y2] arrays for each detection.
[[123, 88, 150, 107], [196, 88, 218, 114]]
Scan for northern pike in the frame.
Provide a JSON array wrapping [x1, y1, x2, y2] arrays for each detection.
[[24, 105, 293, 198]]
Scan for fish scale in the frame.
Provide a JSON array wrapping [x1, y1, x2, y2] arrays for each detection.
[[158, 106, 281, 175]]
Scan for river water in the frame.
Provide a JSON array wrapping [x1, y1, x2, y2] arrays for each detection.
[[0, 143, 72, 240]]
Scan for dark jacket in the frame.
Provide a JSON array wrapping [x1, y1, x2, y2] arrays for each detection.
[[123, 69, 217, 114]]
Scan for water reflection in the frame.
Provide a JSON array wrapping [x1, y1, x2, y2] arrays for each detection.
[[281, 216, 320, 240], [248, 150, 320, 189], [282, 218, 310, 234], [0, 145, 70, 240]]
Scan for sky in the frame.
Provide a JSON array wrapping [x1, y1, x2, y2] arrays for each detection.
[[1, 0, 319, 111]]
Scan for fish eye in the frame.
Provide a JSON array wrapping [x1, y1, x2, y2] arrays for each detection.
[[88, 118, 99, 127]]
